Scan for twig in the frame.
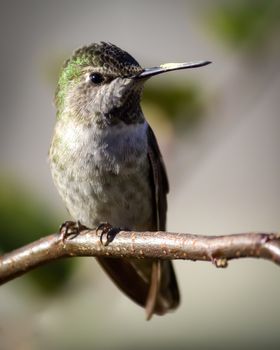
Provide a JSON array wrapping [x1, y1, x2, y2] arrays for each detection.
[[0, 229, 280, 285]]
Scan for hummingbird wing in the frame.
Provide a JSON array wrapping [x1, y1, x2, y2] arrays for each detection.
[[97, 125, 179, 319], [146, 125, 169, 230], [145, 125, 180, 319]]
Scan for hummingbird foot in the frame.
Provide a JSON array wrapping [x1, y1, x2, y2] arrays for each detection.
[[96, 223, 121, 246], [59, 220, 87, 242]]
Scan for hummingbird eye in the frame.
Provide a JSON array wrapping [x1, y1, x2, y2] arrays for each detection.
[[89, 72, 104, 85]]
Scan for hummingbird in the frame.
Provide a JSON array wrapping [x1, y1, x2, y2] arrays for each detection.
[[49, 42, 210, 319]]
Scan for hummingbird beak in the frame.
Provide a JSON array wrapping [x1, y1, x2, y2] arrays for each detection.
[[135, 60, 211, 79]]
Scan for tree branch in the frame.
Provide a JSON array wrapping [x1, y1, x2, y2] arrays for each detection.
[[1, 229, 280, 285]]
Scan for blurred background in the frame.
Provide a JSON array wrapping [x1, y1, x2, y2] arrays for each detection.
[[1, 0, 280, 349]]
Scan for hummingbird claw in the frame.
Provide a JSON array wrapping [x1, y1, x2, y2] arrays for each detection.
[[96, 223, 120, 246], [59, 220, 87, 242]]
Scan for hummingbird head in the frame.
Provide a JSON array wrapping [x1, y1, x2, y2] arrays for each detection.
[[55, 42, 144, 126], [55, 42, 211, 127]]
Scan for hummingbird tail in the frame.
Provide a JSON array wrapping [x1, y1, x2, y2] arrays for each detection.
[[145, 260, 162, 320], [146, 260, 180, 319], [96, 257, 180, 319]]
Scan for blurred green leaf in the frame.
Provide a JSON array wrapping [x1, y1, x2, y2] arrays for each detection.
[[0, 175, 75, 294], [143, 82, 207, 130], [207, 0, 280, 49]]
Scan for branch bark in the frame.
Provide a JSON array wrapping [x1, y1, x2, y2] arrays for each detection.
[[1, 229, 280, 285]]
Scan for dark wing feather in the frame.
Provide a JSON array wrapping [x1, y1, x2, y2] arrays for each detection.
[[146, 125, 180, 318], [146, 125, 169, 231]]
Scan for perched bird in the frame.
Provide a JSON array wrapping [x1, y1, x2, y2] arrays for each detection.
[[49, 42, 210, 319]]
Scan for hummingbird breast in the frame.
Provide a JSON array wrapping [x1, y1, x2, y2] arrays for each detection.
[[49, 118, 154, 230]]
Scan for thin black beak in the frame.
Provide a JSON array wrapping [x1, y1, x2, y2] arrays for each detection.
[[135, 60, 211, 79]]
